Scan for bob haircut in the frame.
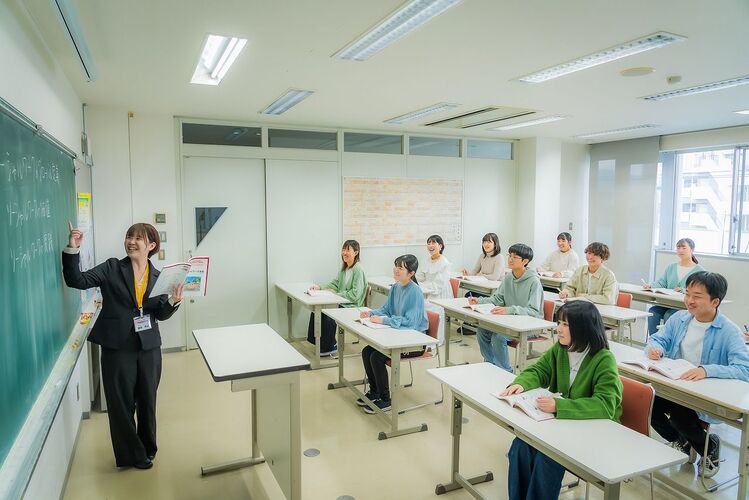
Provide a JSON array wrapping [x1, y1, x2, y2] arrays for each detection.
[[126, 223, 160, 257], [340, 239, 361, 271], [584, 242, 610, 261], [482, 232, 501, 257], [556, 300, 609, 355], [394, 254, 419, 283], [427, 234, 445, 254]]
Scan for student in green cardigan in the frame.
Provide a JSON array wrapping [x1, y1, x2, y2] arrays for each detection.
[[500, 300, 623, 500], [307, 240, 368, 356]]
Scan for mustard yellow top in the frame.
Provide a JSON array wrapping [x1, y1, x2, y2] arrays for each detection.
[[134, 265, 150, 309]]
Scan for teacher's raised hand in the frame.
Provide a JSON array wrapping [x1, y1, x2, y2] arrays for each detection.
[[68, 221, 83, 248]]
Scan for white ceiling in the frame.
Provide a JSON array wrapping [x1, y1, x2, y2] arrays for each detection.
[[24, 0, 749, 143]]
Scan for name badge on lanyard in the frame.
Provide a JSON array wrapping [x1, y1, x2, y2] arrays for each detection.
[[134, 308, 152, 332]]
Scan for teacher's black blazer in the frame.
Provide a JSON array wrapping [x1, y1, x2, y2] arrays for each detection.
[[62, 251, 179, 350]]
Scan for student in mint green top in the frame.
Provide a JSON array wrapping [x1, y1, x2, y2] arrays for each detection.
[[501, 300, 622, 500], [643, 238, 704, 337], [358, 254, 428, 414], [469, 243, 543, 372], [307, 240, 368, 356]]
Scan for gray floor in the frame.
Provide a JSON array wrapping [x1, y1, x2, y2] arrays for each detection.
[[62, 329, 742, 500]]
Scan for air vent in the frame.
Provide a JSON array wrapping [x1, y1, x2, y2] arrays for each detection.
[[424, 106, 537, 129]]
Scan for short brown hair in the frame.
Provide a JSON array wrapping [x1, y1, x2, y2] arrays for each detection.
[[126, 223, 160, 257], [584, 242, 610, 261]]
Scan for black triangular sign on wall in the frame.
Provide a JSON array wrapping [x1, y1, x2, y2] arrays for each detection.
[[195, 207, 227, 247]]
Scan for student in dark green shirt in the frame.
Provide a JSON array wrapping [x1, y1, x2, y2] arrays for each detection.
[[500, 300, 622, 499]]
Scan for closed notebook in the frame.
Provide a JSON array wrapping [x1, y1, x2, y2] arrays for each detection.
[[493, 388, 561, 421], [622, 357, 696, 379]]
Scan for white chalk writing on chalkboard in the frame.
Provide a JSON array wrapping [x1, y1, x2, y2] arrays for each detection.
[[9, 233, 55, 272], [1, 152, 61, 185], [6, 199, 52, 227]]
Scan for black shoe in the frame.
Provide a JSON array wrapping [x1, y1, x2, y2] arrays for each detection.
[[147, 454, 155, 461], [363, 398, 391, 414], [133, 459, 153, 470], [458, 326, 476, 335], [356, 391, 379, 407]]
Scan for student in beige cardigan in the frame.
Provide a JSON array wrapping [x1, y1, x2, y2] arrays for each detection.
[[559, 242, 617, 305]]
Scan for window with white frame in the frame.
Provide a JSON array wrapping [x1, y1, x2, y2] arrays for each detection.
[[656, 146, 749, 256]]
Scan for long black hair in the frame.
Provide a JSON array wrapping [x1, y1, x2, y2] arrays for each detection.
[[394, 254, 419, 284], [557, 301, 609, 355]]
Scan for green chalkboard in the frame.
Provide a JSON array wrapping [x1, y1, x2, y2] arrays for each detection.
[[0, 110, 79, 467]]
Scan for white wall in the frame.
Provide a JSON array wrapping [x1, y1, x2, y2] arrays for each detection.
[[559, 142, 590, 248], [1, 3, 87, 499]]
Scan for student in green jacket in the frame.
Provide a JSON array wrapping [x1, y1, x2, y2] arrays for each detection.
[[500, 300, 623, 500], [468, 243, 543, 372], [307, 240, 368, 356]]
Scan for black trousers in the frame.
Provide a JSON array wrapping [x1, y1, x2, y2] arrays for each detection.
[[361, 345, 426, 401], [306, 311, 338, 352], [101, 342, 162, 467], [651, 396, 709, 455]]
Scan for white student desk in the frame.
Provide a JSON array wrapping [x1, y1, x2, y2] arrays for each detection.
[[323, 307, 438, 440], [609, 341, 749, 499], [456, 276, 501, 296], [275, 282, 350, 370], [543, 291, 651, 345], [193, 324, 310, 500], [619, 282, 687, 310], [539, 274, 569, 291], [427, 363, 687, 500], [430, 297, 556, 371], [367, 275, 396, 299]]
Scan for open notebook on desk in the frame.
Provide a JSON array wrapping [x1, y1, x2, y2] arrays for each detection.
[[493, 388, 560, 421], [355, 317, 390, 329], [621, 357, 696, 379], [464, 303, 494, 315]]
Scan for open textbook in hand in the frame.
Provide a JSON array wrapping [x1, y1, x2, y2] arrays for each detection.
[[148, 256, 210, 298], [621, 356, 696, 379], [494, 388, 561, 421], [464, 303, 495, 315]]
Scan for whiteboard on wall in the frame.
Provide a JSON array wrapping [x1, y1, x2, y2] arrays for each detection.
[[343, 176, 463, 246]]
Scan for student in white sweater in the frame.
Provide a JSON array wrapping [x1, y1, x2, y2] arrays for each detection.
[[417, 234, 452, 343], [462, 232, 505, 281], [537, 232, 579, 278]]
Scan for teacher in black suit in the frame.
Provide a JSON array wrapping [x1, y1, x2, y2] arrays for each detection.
[[62, 222, 183, 470]]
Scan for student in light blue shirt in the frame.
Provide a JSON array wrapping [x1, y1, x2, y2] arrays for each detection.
[[643, 238, 704, 336], [358, 254, 428, 414], [646, 271, 749, 479]]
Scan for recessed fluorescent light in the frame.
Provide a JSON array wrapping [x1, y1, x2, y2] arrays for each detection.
[[385, 103, 459, 124], [517, 32, 685, 83], [334, 0, 462, 61], [642, 75, 749, 101], [489, 115, 568, 131], [261, 89, 314, 115], [735, 109, 749, 115], [191, 34, 247, 85], [575, 124, 659, 139]]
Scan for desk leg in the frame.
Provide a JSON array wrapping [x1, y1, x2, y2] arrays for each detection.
[[327, 326, 365, 390], [738, 417, 748, 499], [378, 347, 428, 440], [445, 312, 453, 366], [435, 396, 493, 495], [516, 335, 529, 373], [201, 389, 266, 476], [286, 296, 293, 340], [602, 482, 620, 500]]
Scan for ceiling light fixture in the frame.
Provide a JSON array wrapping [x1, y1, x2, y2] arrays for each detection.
[[517, 32, 685, 83], [261, 89, 314, 115], [489, 115, 567, 131], [385, 103, 459, 124], [575, 124, 659, 139], [735, 109, 749, 115], [642, 75, 749, 101], [334, 0, 462, 61], [191, 34, 248, 85]]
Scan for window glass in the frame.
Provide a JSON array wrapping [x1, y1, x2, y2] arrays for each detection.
[[268, 129, 337, 150], [182, 123, 261, 147], [466, 139, 512, 159], [344, 133, 402, 154], [409, 136, 460, 157]]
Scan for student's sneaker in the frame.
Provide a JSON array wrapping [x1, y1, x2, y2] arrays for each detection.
[[356, 392, 379, 407], [670, 439, 697, 464], [319, 346, 338, 357], [457, 326, 476, 335], [362, 397, 391, 414], [698, 435, 721, 479]]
